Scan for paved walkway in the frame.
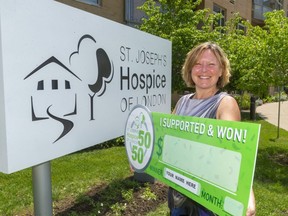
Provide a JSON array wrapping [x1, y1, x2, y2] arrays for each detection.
[[256, 101, 288, 131]]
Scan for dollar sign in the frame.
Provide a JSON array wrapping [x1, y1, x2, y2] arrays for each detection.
[[156, 137, 163, 158]]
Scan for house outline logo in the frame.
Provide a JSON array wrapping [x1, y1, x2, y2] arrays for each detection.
[[24, 34, 114, 143]]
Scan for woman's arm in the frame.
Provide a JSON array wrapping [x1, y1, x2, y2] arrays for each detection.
[[216, 95, 241, 121]]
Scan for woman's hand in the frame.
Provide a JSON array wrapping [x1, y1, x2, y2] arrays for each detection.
[[246, 190, 256, 216], [129, 165, 134, 173]]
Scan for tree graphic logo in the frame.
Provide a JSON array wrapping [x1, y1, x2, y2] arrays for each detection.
[[24, 34, 114, 143]]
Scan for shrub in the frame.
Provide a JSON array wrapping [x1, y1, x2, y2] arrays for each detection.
[[263, 91, 288, 103], [234, 92, 251, 110]]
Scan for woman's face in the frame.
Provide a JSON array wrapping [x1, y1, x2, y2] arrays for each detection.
[[191, 49, 222, 90]]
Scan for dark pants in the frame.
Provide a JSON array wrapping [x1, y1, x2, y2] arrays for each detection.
[[168, 188, 216, 216]]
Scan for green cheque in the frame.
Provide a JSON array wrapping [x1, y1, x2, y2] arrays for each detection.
[[124, 105, 260, 216]]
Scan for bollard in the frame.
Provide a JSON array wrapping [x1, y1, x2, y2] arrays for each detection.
[[250, 96, 256, 120]]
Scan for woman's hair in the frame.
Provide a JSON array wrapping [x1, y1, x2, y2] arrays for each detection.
[[182, 42, 231, 88]]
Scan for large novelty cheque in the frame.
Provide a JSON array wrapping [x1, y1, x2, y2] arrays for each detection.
[[124, 105, 261, 216]]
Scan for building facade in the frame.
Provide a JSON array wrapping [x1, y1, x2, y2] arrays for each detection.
[[56, 0, 126, 24], [56, 0, 288, 27], [202, 0, 288, 27], [56, 0, 146, 26]]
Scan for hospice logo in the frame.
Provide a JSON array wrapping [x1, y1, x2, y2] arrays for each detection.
[[24, 34, 114, 143]]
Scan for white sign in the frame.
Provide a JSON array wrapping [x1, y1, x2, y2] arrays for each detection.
[[0, 0, 171, 173]]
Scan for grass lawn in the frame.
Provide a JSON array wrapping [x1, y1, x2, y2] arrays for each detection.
[[252, 121, 288, 215], [0, 112, 288, 215], [0, 146, 132, 215]]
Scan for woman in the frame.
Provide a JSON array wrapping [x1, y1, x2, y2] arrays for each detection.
[[168, 42, 256, 216]]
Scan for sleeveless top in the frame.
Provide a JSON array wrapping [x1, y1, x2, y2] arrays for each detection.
[[168, 91, 228, 216], [174, 92, 228, 118]]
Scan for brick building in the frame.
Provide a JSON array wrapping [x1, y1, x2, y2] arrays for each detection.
[[56, 0, 288, 27], [56, 0, 144, 25], [202, 0, 288, 26], [56, 0, 126, 23]]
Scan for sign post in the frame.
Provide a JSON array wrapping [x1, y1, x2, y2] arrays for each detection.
[[125, 105, 261, 216], [32, 162, 53, 216]]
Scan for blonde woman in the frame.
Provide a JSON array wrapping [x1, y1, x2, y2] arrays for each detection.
[[169, 42, 255, 216]]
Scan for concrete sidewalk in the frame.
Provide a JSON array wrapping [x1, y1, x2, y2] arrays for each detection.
[[256, 101, 288, 131]]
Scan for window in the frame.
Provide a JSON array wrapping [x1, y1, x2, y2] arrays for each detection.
[[253, 4, 264, 20], [125, 0, 147, 26], [213, 4, 226, 27], [237, 23, 246, 33], [76, 0, 101, 6], [253, 0, 283, 20]]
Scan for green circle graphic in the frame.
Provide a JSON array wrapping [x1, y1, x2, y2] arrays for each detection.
[[124, 105, 154, 172]]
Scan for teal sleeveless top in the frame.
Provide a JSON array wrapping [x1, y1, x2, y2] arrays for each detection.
[[174, 92, 228, 118]]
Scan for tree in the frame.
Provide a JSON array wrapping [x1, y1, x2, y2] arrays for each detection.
[[263, 10, 288, 88], [262, 10, 288, 138], [223, 10, 288, 137], [222, 10, 288, 98]]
